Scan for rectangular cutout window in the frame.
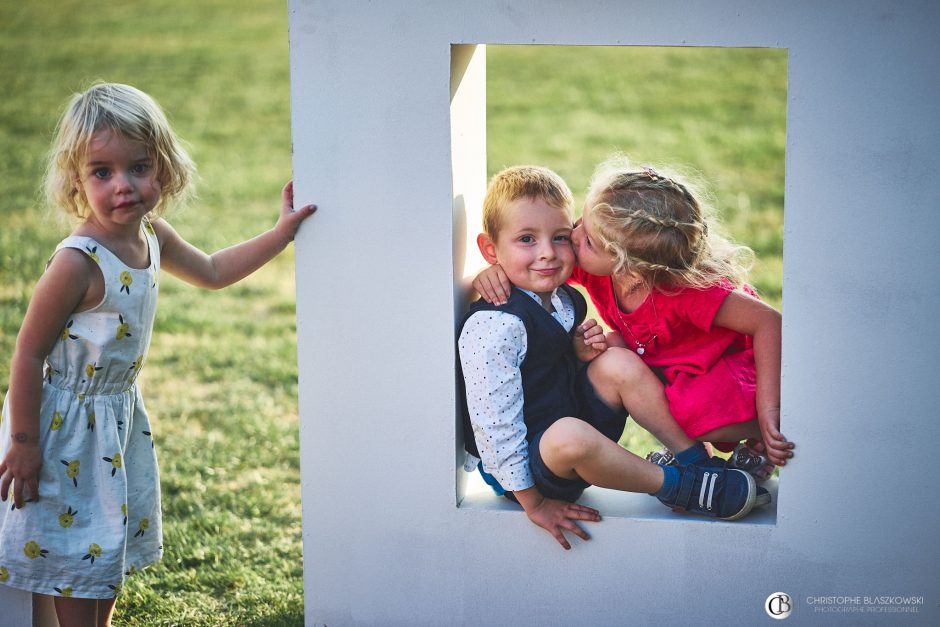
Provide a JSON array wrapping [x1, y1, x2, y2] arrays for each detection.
[[454, 44, 786, 523]]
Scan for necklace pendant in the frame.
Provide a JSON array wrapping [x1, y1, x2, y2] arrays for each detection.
[[636, 346, 645, 355]]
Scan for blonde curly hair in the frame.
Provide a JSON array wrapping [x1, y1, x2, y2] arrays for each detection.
[[43, 82, 196, 220], [584, 154, 753, 290]]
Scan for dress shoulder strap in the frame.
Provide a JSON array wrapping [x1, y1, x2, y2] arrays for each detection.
[[51, 223, 160, 272], [142, 219, 161, 270], [50, 235, 110, 267]]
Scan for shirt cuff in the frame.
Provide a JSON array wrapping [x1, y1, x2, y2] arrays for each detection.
[[463, 452, 480, 473], [491, 461, 534, 493]]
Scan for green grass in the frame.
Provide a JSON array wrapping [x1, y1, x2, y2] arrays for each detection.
[[1, 4, 785, 622]]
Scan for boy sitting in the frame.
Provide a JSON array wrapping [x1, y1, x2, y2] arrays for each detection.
[[458, 165, 760, 549]]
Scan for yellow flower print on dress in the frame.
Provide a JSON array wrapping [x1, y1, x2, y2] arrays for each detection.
[[82, 543, 102, 564], [58, 506, 78, 528], [61, 459, 80, 487], [103, 453, 123, 477], [50, 411, 64, 431], [119, 271, 133, 293], [128, 355, 144, 382], [85, 244, 100, 264], [61, 320, 78, 341], [121, 503, 128, 526], [87, 411, 96, 431], [24, 541, 48, 559], [0, 566, 9, 582], [84, 363, 102, 380], [108, 581, 123, 595], [134, 518, 149, 538], [115, 314, 132, 340], [44, 363, 61, 384], [54, 586, 73, 597]]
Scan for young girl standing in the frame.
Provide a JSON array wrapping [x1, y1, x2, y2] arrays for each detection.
[[0, 83, 315, 626], [474, 155, 793, 475]]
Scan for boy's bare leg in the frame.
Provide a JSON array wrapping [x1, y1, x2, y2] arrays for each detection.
[[587, 347, 697, 454], [538, 417, 664, 493]]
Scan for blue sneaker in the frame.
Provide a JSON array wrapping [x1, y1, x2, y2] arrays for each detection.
[[754, 486, 772, 508], [651, 443, 776, 483], [700, 454, 772, 508], [659, 464, 758, 520], [648, 446, 771, 509]]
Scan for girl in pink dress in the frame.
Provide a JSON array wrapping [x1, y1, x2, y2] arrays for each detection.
[[474, 156, 793, 473]]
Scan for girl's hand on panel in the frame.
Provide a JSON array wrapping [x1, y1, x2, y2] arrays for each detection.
[[156, 179, 317, 289], [759, 407, 793, 466], [574, 319, 608, 362], [274, 180, 317, 244], [472, 264, 511, 305]]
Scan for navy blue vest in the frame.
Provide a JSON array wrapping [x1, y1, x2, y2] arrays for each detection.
[[458, 284, 587, 458]]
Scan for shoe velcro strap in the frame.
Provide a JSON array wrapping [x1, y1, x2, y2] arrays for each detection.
[[673, 467, 698, 511]]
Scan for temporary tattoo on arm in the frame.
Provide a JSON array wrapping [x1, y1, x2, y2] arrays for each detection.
[[13, 432, 37, 444]]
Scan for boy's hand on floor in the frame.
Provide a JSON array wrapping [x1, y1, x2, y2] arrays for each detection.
[[515, 487, 601, 550]]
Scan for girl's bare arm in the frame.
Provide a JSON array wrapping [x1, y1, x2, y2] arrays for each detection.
[[1, 250, 91, 507], [713, 290, 792, 466], [153, 181, 316, 290]]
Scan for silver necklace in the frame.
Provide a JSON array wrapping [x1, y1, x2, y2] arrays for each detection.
[[615, 285, 659, 355]]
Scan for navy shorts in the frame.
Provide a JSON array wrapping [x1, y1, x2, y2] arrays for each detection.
[[513, 365, 629, 503]]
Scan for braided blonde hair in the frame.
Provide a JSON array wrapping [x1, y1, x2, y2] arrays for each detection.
[[585, 155, 753, 290]]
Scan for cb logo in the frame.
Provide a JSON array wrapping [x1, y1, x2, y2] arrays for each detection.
[[765, 592, 793, 620]]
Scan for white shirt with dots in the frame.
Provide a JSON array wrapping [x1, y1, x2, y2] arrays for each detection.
[[458, 287, 576, 492]]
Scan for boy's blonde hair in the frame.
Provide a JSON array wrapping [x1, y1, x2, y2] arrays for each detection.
[[44, 82, 196, 219], [482, 165, 573, 240], [585, 154, 753, 289]]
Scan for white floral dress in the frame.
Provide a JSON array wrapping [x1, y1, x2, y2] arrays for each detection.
[[0, 222, 163, 599]]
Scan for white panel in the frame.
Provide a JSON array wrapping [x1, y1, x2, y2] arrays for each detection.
[[289, 1, 940, 624]]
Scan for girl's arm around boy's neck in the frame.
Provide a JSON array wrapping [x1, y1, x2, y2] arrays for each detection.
[[153, 181, 316, 290]]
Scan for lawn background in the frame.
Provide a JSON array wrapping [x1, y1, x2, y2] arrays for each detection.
[[0, 1, 785, 624]]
